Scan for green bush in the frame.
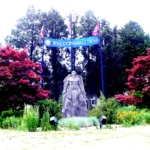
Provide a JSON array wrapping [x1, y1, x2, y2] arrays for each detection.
[[88, 98, 121, 124], [1, 109, 14, 118], [40, 109, 58, 131], [0, 116, 2, 127], [40, 109, 50, 131], [2, 117, 10, 129], [0, 109, 23, 129], [13, 110, 23, 117], [22, 105, 39, 132], [144, 112, 150, 124], [37, 99, 62, 121], [1, 109, 23, 118], [2, 116, 21, 129], [58, 117, 99, 130], [117, 105, 137, 111], [116, 106, 145, 126]]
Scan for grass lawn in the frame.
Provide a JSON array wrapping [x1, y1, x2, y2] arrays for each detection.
[[0, 125, 150, 150]]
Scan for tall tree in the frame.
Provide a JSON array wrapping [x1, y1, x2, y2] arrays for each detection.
[[79, 10, 101, 98], [42, 9, 68, 101], [117, 21, 150, 94], [120, 21, 150, 67], [102, 23, 124, 97], [5, 5, 42, 60], [5, 6, 69, 102], [0, 46, 49, 113], [115, 48, 150, 108]]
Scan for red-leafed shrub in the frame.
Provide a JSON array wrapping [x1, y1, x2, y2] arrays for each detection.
[[115, 48, 150, 108], [0, 46, 50, 112], [115, 94, 142, 105]]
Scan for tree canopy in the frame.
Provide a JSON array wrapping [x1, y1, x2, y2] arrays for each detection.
[[4, 5, 150, 102], [0, 46, 49, 112], [115, 48, 150, 108]]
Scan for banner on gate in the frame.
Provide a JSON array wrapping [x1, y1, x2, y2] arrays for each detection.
[[43, 36, 100, 48]]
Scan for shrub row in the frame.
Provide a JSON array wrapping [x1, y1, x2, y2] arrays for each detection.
[[88, 98, 150, 127], [0, 98, 150, 131], [0, 99, 62, 131]]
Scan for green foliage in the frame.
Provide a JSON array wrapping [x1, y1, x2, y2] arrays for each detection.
[[88, 98, 121, 124], [116, 106, 145, 126], [22, 105, 39, 132], [40, 109, 58, 131], [99, 91, 106, 102], [0, 116, 3, 127], [58, 95, 63, 108], [5, 4, 150, 101], [1, 109, 23, 118], [5, 5, 42, 50], [5, 6, 68, 102], [37, 100, 62, 121], [144, 113, 150, 124], [132, 90, 143, 98], [1, 116, 21, 129], [58, 117, 99, 130], [79, 10, 101, 97], [112, 21, 150, 98], [1, 109, 14, 118], [40, 109, 50, 131], [17, 122, 27, 131], [117, 105, 137, 111]]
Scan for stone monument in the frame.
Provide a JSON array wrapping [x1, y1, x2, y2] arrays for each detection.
[[62, 71, 87, 117]]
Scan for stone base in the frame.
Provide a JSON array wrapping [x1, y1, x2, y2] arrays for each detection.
[[62, 100, 87, 118]]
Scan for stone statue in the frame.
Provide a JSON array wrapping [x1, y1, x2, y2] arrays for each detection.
[[62, 71, 87, 117]]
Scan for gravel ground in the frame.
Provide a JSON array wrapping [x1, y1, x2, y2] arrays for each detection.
[[0, 125, 150, 150]]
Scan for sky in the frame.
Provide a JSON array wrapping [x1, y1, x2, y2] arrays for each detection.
[[0, 0, 150, 45]]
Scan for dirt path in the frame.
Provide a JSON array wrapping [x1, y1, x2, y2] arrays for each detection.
[[0, 125, 150, 150]]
